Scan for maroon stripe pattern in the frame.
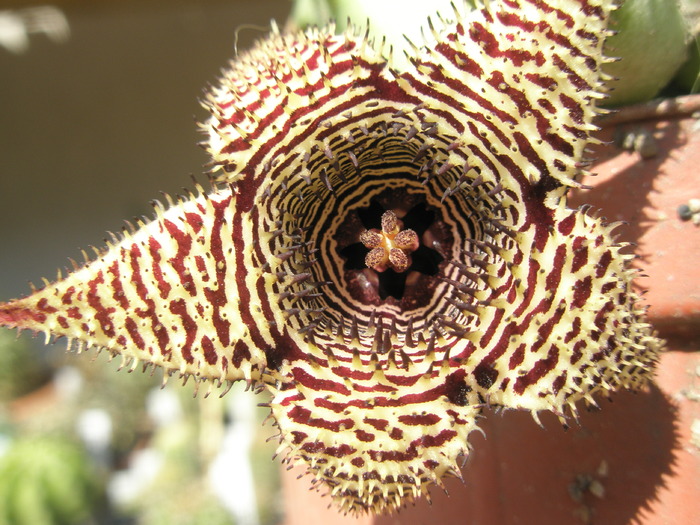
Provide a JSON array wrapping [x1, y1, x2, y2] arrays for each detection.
[[0, 0, 662, 514]]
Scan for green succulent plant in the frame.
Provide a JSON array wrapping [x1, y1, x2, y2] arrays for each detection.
[[673, 34, 700, 92], [603, 0, 690, 106], [0, 436, 104, 525]]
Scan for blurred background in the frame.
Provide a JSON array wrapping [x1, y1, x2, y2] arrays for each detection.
[[0, 1, 290, 524]]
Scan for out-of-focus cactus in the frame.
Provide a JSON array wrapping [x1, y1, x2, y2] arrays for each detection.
[[0, 436, 104, 525], [674, 0, 700, 91], [0, 331, 51, 401], [673, 37, 699, 92], [603, 0, 691, 106]]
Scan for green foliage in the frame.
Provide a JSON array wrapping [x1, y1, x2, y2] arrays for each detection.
[[0, 436, 104, 525], [0, 331, 52, 402]]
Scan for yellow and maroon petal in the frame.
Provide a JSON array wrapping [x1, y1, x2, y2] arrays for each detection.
[[400, 0, 615, 189], [0, 186, 270, 387], [188, 0, 660, 514]]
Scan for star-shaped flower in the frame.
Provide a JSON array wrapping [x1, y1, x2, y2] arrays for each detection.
[[0, 0, 662, 514]]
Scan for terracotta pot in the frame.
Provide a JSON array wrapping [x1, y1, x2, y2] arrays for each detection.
[[278, 103, 700, 525]]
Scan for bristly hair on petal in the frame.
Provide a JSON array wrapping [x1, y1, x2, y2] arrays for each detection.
[[0, 0, 662, 515]]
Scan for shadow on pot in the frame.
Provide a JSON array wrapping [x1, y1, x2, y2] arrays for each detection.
[[572, 118, 689, 252], [376, 383, 679, 525]]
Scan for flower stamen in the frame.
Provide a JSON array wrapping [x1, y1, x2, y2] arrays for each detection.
[[360, 211, 419, 273]]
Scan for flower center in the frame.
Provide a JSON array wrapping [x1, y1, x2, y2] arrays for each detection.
[[337, 189, 449, 309], [360, 210, 419, 273]]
